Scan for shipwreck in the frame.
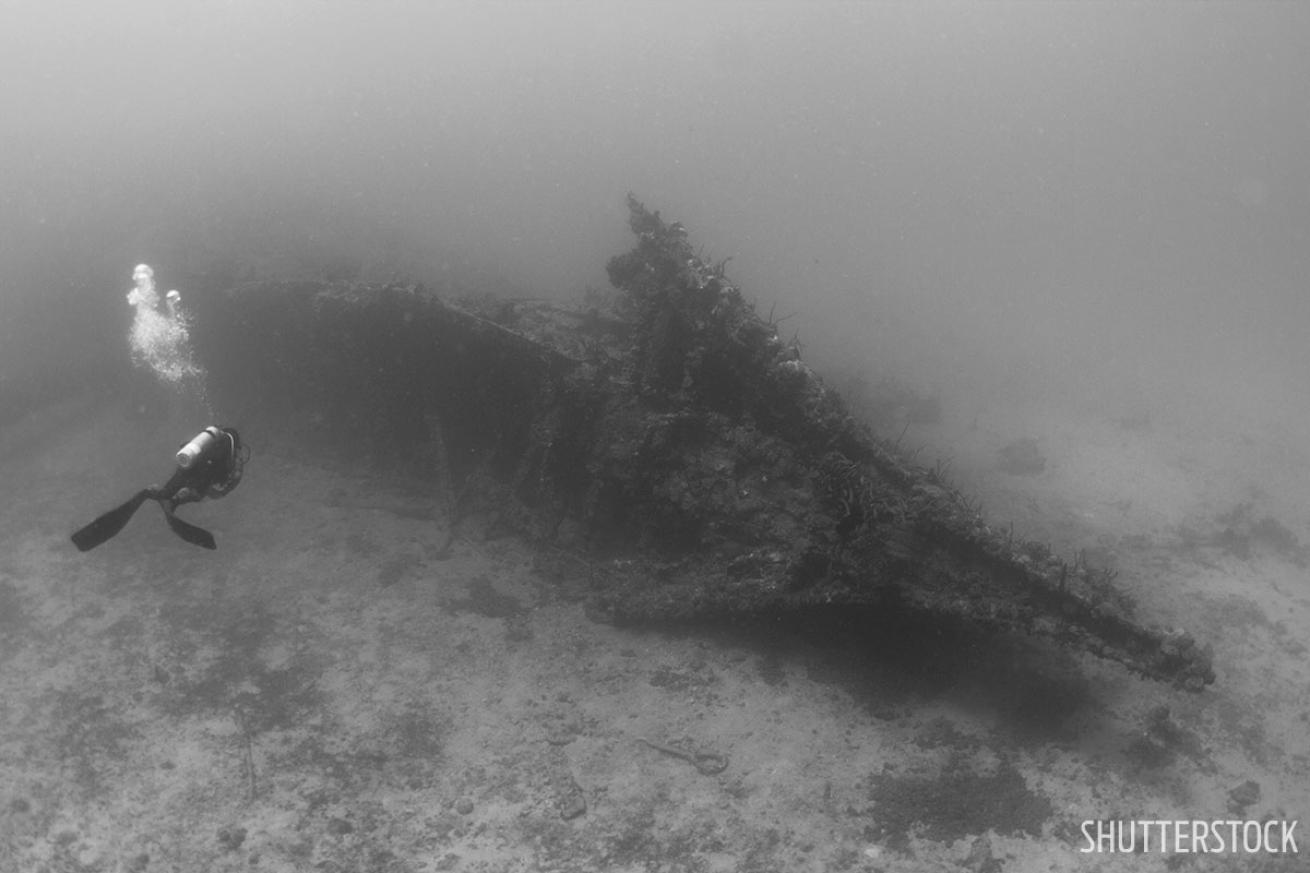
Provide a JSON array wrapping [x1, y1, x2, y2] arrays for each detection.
[[196, 195, 1215, 691]]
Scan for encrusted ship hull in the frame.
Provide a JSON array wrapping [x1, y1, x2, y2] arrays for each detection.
[[198, 196, 1214, 691]]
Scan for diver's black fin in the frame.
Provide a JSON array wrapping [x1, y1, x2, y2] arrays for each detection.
[[70, 490, 152, 552], [163, 508, 217, 550]]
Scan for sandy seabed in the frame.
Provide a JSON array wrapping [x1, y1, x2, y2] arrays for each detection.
[[0, 390, 1306, 873]]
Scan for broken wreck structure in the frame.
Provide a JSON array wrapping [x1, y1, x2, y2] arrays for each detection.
[[197, 195, 1215, 692]]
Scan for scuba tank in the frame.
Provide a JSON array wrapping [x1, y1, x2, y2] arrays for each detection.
[[176, 426, 225, 468]]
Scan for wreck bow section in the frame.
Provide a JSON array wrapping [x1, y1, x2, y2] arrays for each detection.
[[199, 195, 1214, 691]]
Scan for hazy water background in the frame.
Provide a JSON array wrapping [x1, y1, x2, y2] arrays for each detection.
[[2, 0, 1307, 433]]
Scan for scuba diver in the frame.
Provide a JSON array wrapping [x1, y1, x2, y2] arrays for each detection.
[[71, 426, 248, 551]]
